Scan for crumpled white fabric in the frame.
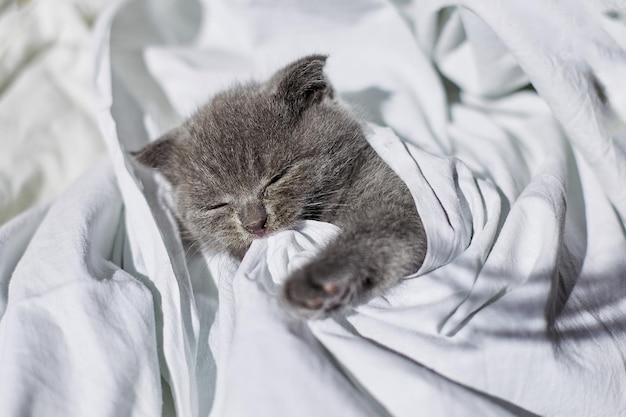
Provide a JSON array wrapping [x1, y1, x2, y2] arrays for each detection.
[[0, 0, 108, 225], [1, 0, 626, 416]]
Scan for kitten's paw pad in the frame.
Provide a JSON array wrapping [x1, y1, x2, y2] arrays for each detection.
[[282, 267, 360, 319]]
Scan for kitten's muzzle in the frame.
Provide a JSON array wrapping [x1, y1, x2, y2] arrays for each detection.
[[239, 203, 268, 237], [245, 219, 267, 237]]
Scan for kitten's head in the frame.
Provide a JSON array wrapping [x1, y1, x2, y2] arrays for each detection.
[[134, 55, 364, 257]]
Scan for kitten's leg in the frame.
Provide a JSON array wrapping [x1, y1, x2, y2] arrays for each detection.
[[281, 218, 426, 319]]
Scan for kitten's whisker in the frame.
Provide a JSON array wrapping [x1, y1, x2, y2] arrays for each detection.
[[304, 202, 351, 207], [183, 240, 204, 258], [309, 189, 343, 198], [303, 205, 352, 211]]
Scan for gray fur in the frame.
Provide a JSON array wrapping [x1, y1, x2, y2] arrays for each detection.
[[134, 55, 427, 319]]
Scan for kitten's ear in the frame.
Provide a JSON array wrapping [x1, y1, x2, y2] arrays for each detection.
[[271, 54, 334, 115], [131, 128, 180, 183]]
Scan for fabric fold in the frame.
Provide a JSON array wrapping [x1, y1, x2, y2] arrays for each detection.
[[1, 0, 625, 416]]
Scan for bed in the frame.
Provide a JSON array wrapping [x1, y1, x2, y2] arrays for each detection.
[[1, 0, 625, 416]]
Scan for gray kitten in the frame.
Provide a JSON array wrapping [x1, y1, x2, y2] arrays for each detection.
[[134, 55, 427, 319]]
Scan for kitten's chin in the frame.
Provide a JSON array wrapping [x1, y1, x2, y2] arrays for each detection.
[[229, 233, 265, 259], [227, 241, 253, 260]]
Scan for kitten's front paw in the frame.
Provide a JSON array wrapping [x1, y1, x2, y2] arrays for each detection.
[[281, 261, 372, 319]]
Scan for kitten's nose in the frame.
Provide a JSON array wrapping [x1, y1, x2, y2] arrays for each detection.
[[240, 204, 267, 236], [245, 218, 267, 236]]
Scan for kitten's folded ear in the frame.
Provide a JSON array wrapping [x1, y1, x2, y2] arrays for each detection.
[[271, 54, 334, 116], [130, 127, 180, 184]]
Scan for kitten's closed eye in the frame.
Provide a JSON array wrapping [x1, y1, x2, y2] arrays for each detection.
[[263, 168, 290, 196], [267, 168, 290, 187], [202, 202, 229, 211]]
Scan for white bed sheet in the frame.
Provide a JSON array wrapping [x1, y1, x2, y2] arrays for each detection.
[[0, 0, 108, 225], [1, 0, 625, 416]]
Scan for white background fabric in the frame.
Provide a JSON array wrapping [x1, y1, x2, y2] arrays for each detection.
[[0, 0, 108, 225], [1, 0, 625, 416]]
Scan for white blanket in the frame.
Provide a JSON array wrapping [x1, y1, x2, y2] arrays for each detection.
[[1, 0, 626, 416]]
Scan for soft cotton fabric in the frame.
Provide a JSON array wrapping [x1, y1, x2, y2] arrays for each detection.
[[0, 0, 108, 225], [1, 0, 625, 416]]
